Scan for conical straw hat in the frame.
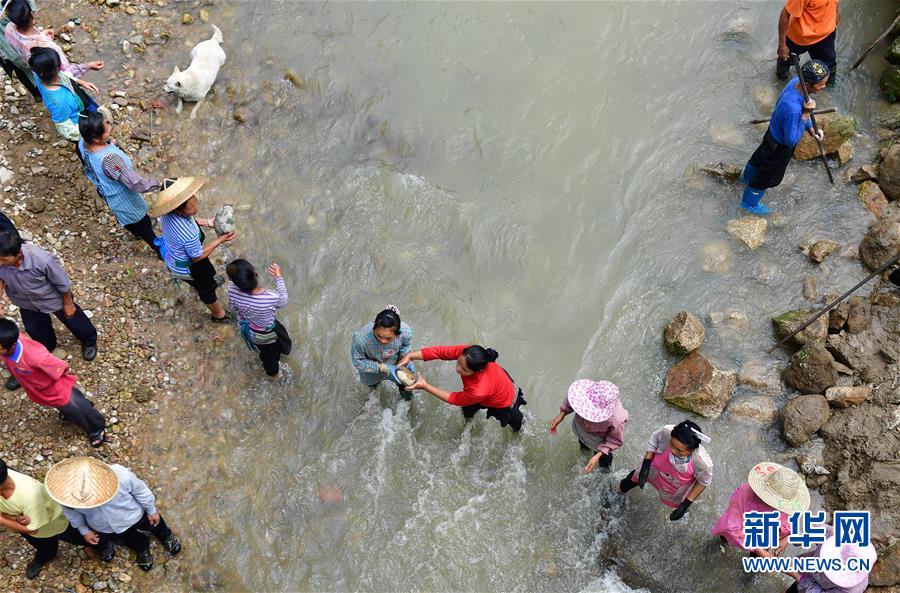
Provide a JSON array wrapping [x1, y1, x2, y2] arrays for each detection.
[[44, 457, 119, 509], [148, 176, 207, 217], [748, 462, 810, 515]]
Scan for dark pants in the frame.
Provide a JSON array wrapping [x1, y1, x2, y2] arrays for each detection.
[[99, 513, 172, 553], [20, 304, 97, 352], [745, 129, 795, 190], [890, 267, 900, 287], [57, 387, 106, 438], [182, 258, 219, 305], [123, 215, 162, 259], [0, 56, 40, 100], [258, 341, 282, 376], [578, 441, 613, 467], [777, 30, 837, 83], [461, 390, 527, 432], [22, 524, 89, 563]]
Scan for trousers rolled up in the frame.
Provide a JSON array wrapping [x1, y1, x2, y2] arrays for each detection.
[[22, 524, 91, 564], [20, 304, 98, 352], [98, 512, 172, 553], [58, 387, 106, 438]]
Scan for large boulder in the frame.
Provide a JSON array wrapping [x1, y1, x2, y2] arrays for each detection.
[[824, 385, 872, 408], [846, 296, 872, 334], [858, 181, 890, 219], [870, 541, 900, 587], [859, 207, 900, 271], [879, 144, 900, 200], [881, 64, 900, 103], [888, 37, 900, 65], [662, 352, 736, 419], [781, 394, 831, 447], [726, 216, 767, 249], [793, 113, 855, 160], [663, 311, 705, 355], [772, 309, 828, 346], [784, 345, 838, 394], [738, 358, 781, 392]]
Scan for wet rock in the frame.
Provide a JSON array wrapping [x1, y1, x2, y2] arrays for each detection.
[[880, 64, 900, 103], [808, 240, 839, 263], [26, 196, 45, 213], [889, 36, 900, 65], [829, 303, 849, 332], [699, 162, 742, 181], [802, 275, 817, 301], [181, 13, 194, 25], [772, 308, 828, 346], [738, 358, 781, 393], [845, 296, 872, 334], [214, 205, 235, 236], [708, 310, 751, 330], [858, 181, 890, 219], [824, 385, 871, 408], [870, 541, 900, 587], [782, 394, 831, 447], [700, 241, 734, 273], [662, 351, 736, 419], [797, 455, 830, 476], [836, 142, 853, 166], [826, 332, 888, 382], [751, 84, 777, 113], [284, 70, 304, 88], [199, 8, 210, 22], [784, 345, 838, 394], [859, 207, 900, 271], [850, 164, 878, 184], [233, 109, 245, 123], [663, 311, 705, 355], [878, 144, 900, 200], [316, 484, 343, 502], [726, 215, 767, 249], [793, 113, 855, 160], [708, 123, 743, 146], [728, 395, 778, 422]]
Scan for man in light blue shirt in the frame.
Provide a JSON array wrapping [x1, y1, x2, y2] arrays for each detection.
[[60, 463, 181, 571]]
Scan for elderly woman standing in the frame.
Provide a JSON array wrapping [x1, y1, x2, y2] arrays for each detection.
[[77, 111, 161, 258], [28, 47, 101, 142], [619, 420, 713, 521], [350, 306, 414, 397], [549, 379, 628, 473], [400, 344, 528, 431], [150, 177, 235, 322], [0, 0, 39, 100], [226, 259, 291, 378], [4, 0, 102, 77]]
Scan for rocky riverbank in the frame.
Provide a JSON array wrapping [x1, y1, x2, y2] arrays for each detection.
[[0, 1, 224, 592]]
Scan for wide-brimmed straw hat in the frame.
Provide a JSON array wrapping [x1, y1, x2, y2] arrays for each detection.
[[44, 457, 119, 509], [820, 533, 877, 587], [148, 176, 207, 217], [567, 379, 620, 423], [748, 462, 810, 515]]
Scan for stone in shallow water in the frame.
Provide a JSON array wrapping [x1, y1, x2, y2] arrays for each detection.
[[662, 351, 736, 419], [214, 205, 235, 236], [726, 216, 767, 249], [700, 241, 733, 273], [728, 395, 778, 422]]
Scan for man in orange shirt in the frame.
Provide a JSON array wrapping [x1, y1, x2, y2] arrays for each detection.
[[776, 0, 839, 84]]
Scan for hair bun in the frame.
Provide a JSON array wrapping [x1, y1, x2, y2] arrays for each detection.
[[485, 348, 499, 362], [385, 304, 400, 316]]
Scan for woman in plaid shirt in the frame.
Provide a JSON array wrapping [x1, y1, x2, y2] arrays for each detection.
[[350, 305, 414, 398]]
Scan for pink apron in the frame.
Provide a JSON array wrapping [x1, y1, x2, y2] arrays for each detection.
[[631, 447, 696, 508]]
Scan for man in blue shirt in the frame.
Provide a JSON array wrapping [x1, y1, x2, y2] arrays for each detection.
[[740, 60, 830, 215]]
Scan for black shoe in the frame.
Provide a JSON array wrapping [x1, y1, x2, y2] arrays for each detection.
[[162, 534, 181, 556], [5, 375, 20, 391], [209, 311, 234, 324], [775, 59, 791, 81], [25, 559, 50, 579], [136, 548, 153, 571], [100, 541, 115, 562], [598, 452, 613, 470], [82, 345, 97, 361]]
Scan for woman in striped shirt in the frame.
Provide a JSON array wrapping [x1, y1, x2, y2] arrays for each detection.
[[149, 177, 235, 322], [225, 259, 291, 378]]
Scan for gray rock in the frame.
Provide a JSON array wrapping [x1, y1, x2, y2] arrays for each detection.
[[879, 143, 900, 200], [845, 296, 872, 334], [700, 241, 734, 273], [802, 275, 817, 301], [772, 309, 828, 347], [213, 205, 235, 236], [663, 311, 705, 355], [785, 345, 838, 394], [808, 240, 839, 264], [859, 207, 900, 271], [0, 167, 13, 185], [782, 394, 831, 447], [738, 358, 781, 392], [728, 395, 778, 422]]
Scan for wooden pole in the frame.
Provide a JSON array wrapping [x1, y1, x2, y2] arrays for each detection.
[[792, 54, 834, 184], [851, 13, 900, 70], [749, 108, 835, 125]]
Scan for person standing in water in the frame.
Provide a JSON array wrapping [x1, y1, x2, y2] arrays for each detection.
[[399, 344, 527, 431], [350, 305, 414, 398], [226, 259, 292, 378], [739, 59, 829, 215], [549, 379, 628, 472], [619, 420, 713, 521]]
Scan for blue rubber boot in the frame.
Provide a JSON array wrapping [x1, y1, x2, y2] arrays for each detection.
[[740, 163, 756, 185], [740, 186, 771, 215]]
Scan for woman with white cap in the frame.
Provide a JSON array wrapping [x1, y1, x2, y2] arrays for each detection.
[[712, 461, 810, 558], [786, 525, 876, 593], [619, 420, 714, 521], [548, 379, 629, 473], [45, 457, 182, 572], [149, 177, 236, 322]]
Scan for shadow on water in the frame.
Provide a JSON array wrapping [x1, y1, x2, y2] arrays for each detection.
[[137, 1, 896, 592]]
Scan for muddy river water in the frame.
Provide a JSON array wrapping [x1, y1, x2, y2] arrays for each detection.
[[141, 2, 894, 591]]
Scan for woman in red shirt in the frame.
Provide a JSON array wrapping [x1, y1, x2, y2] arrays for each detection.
[[399, 344, 527, 431]]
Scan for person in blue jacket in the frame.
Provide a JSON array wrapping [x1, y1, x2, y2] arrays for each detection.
[[739, 59, 830, 215]]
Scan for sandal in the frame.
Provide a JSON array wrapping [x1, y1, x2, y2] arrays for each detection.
[[90, 430, 106, 448], [209, 311, 234, 323]]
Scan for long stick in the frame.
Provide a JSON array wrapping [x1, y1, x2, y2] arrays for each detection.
[[792, 53, 834, 184], [851, 13, 900, 70], [750, 108, 835, 125], [767, 251, 900, 353]]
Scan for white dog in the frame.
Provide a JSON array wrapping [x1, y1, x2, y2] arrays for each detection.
[[163, 25, 226, 119]]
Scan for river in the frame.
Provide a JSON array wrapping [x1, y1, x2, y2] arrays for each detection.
[[143, 1, 894, 591]]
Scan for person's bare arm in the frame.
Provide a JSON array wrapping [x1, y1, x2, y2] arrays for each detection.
[[777, 8, 791, 59]]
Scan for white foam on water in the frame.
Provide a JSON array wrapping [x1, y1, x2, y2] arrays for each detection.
[[578, 571, 648, 593]]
